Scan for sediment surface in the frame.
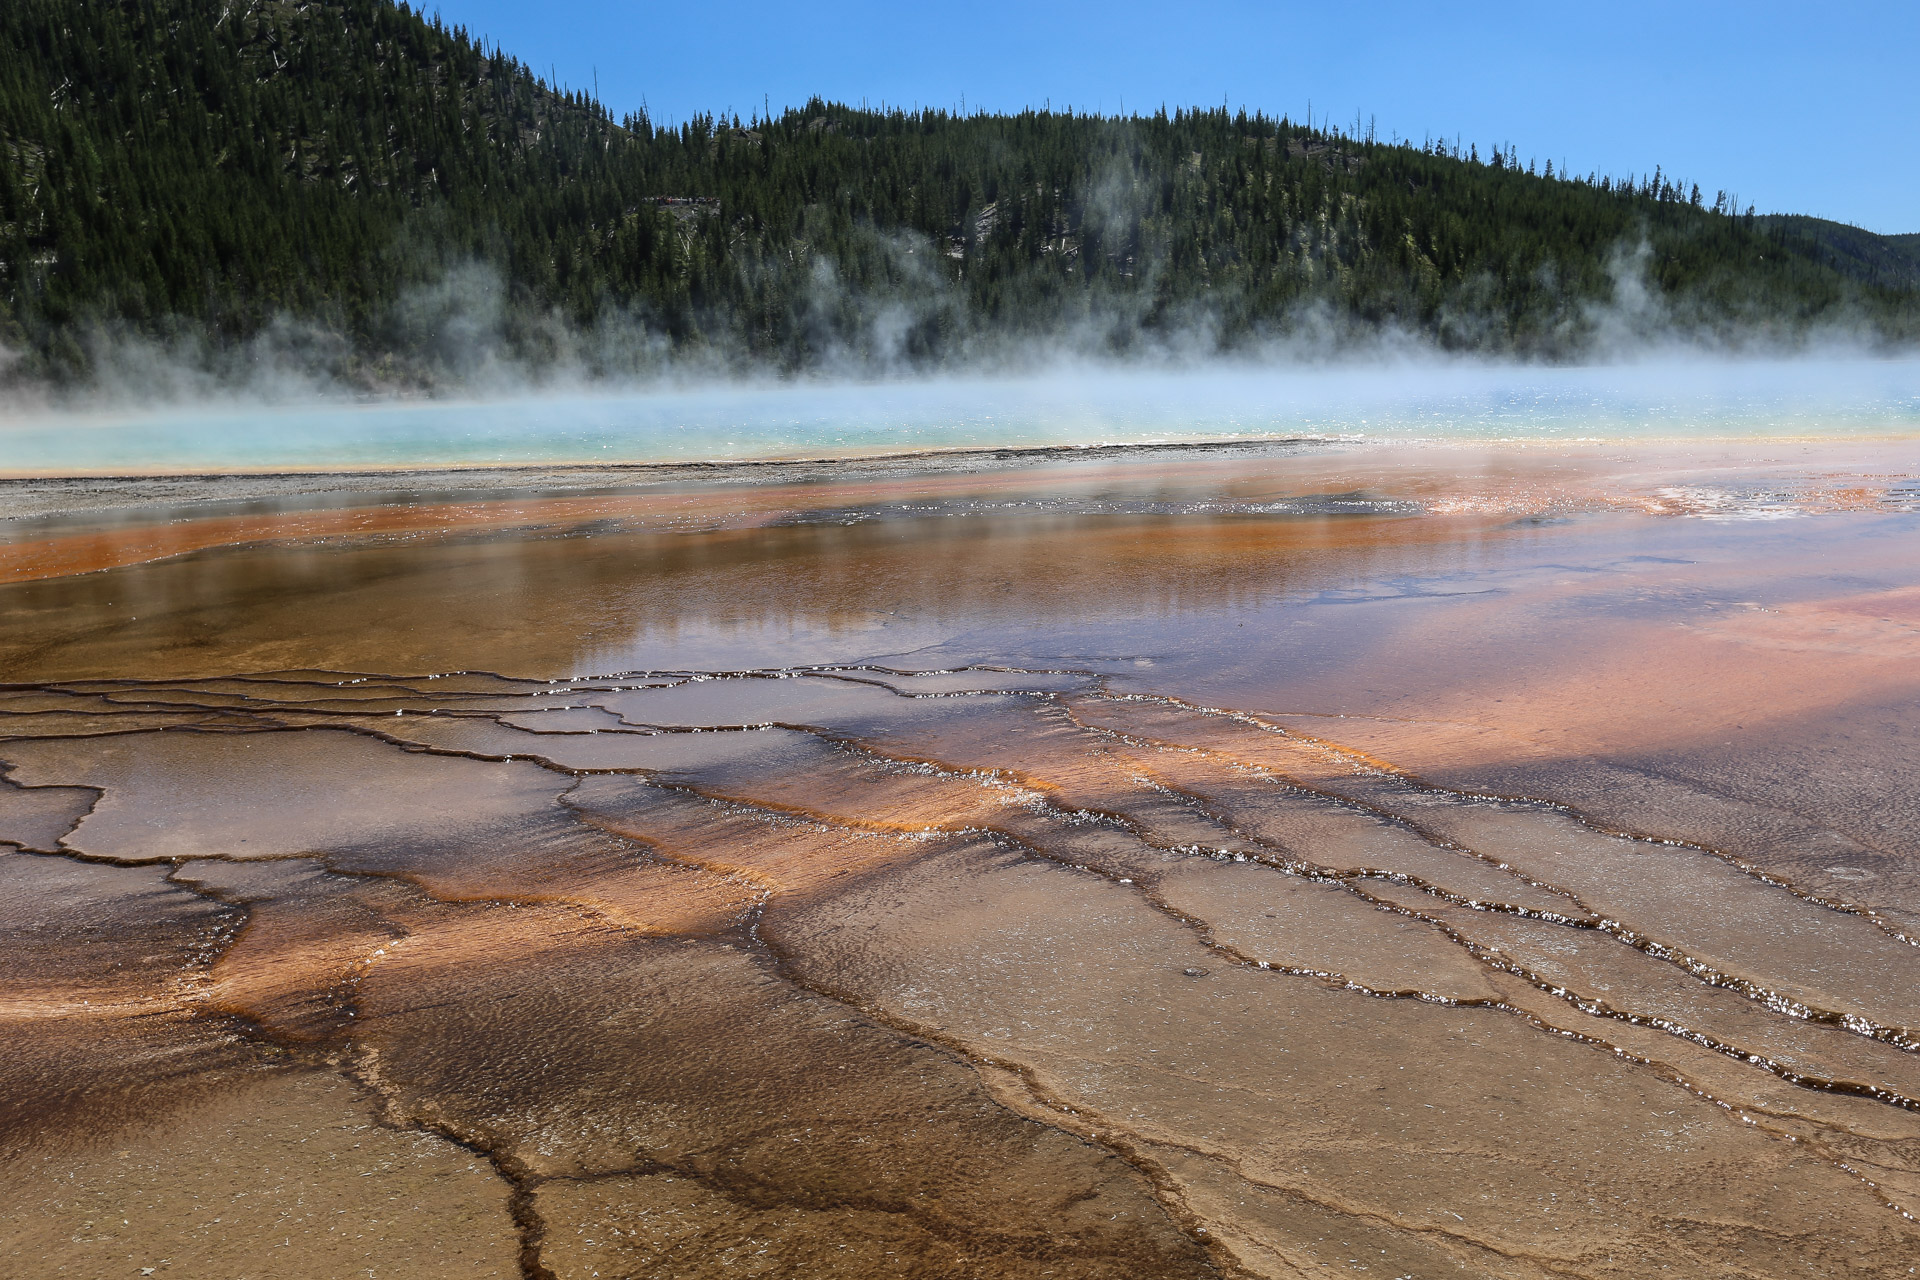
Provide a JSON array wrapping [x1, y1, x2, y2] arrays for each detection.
[[5, 443, 1920, 1278]]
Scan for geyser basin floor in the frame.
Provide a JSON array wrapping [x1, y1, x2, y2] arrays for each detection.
[[4, 442, 1920, 1279]]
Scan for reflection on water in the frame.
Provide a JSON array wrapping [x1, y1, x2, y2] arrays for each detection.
[[5, 446, 1920, 1277], [0, 503, 1577, 683]]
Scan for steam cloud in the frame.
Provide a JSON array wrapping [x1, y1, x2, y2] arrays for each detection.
[[0, 229, 1916, 476], [0, 222, 1908, 414]]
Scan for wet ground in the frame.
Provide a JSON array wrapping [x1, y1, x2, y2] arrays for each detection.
[[5, 440, 1920, 1278]]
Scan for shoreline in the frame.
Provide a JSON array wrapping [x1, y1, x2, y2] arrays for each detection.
[[0, 437, 1332, 522], [7, 431, 1920, 524]]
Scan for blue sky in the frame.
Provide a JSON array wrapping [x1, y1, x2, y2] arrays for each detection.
[[429, 0, 1916, 233]]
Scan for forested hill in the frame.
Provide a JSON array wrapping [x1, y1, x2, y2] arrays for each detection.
[[3, 0, 1917, 389]]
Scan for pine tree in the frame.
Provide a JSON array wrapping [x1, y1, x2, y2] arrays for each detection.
[[0, 0, 1913, 387]]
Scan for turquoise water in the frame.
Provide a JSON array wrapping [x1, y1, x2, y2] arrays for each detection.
[[3, 358, 1918, 473]]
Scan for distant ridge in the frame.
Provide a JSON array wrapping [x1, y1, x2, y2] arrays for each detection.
[[1757, 217, 1920, 290], [2, 0, 1916, 388]]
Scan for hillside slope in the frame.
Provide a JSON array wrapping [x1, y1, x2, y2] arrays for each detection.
[[1758, 216, 1920, 290], [2, 0, 1916, 387]]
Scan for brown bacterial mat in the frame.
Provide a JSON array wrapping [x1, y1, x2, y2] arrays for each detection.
[[5, 442, 1920, 1278]]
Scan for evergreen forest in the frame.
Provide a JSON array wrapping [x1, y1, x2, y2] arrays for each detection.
[[4, 0, 1918, 389]]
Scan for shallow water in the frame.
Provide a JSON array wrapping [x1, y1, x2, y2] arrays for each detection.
[[4, 357, 1919, 473], [4, 440, 1920, 1278]]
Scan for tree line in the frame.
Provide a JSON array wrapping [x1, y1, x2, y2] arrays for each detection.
[[2, 0, 1915, 387]]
